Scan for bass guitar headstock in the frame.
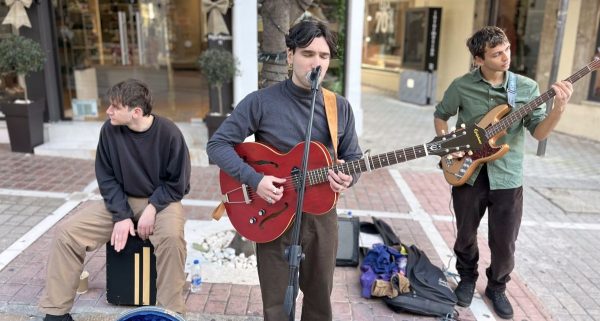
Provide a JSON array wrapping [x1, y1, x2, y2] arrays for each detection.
[[426, 124, 487, 157]]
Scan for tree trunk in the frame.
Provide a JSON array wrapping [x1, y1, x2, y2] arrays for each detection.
[[260, 0, 313, 88], [216, 83, 223, 115]]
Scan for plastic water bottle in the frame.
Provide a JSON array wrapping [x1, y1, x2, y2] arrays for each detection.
[[190, 259, 202, 293], [398, 246, 408, 275]]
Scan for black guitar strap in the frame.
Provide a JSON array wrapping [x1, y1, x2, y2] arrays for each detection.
[[507, 71, 517, 107]]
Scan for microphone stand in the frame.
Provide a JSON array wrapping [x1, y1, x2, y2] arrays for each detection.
[[283, 66, 321, 321]]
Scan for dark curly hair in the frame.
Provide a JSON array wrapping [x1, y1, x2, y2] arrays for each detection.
[[106, 79, 153, 116], [466, 26, 508, 59], [285, 18, 338, 58]]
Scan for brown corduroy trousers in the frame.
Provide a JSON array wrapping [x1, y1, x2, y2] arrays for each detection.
[[256, 208, 338, 321]]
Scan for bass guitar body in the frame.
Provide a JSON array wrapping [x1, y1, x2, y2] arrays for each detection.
[[441, 104, 511, 186], [219, 141, 337, 243]]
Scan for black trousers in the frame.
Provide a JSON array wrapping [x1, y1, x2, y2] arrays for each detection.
[[256, 208, 338, 321], [452, 165, 523, 292]]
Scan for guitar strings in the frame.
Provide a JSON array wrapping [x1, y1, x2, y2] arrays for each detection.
[[237, 145, 432, 202]]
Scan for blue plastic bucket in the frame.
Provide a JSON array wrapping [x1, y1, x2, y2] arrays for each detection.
[[115, 306, 186, 321]]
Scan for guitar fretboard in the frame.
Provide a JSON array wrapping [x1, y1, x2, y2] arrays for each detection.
[[300, 144, 429, 186], [486, 59, 600, 139]]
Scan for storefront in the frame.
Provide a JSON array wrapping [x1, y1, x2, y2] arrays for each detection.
[[52, 0, 214, 122], [360, 0, 552, 102]]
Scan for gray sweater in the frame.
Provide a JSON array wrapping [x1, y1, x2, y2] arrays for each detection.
[[206, 79, 362, 190]]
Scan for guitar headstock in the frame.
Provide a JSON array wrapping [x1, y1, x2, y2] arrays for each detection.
[[426, 124, 487, 157], [591, 57, 600, 71]]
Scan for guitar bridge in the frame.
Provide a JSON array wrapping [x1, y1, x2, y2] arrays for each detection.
[[222, 184, 252, 204]]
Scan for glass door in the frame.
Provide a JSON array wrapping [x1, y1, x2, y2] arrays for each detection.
[[54, 0, 210, 121]]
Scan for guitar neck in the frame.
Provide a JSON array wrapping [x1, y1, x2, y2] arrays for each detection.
[[486, 60, 600, 138], [305, 144, 428, 186]]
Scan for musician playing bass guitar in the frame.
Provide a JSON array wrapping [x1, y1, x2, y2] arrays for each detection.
[[207, 18, 362, 321], [433, 26, 572, 319]]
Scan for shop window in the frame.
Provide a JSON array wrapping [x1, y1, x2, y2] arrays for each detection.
[[362, 0, 408, 71], [0, 5, 14, 106], [588, 28, 600, 102], [495, 0, 545, 79]]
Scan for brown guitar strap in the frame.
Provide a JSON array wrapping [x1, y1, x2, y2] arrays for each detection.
[[322, 88, 338, 158], [212, 88, 338, 221]]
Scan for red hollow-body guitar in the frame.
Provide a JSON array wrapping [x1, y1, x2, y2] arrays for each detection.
[[219, 129, 482, 243], [440, 58, 600, 186]]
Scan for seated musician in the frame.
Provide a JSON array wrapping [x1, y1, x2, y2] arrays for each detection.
[[207, 18, 362, 321], [39, 79, 191, 321]]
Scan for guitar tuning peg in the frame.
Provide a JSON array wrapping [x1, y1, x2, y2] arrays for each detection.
[[450, 126, 456, 132], [468, 150, 473, 156], [460, 123, 466, 129]]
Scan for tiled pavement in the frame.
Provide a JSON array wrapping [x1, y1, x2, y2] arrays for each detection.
[[1, 88, 600, 320]]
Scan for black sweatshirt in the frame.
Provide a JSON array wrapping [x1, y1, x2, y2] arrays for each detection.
[[95, 115, 191, 222]]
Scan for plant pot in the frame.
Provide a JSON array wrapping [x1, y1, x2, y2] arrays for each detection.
[[205, 113, 228, 140], [205, 114, 228, 165], [208, 83, 233, 115], [0, 99, 45, 153]]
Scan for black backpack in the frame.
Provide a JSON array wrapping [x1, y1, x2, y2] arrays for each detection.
[[383, 244, 457, 318]]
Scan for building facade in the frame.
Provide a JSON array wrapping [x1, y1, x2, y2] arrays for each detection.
[[362, 0, 600, 140], [1, 0, 599, 143]]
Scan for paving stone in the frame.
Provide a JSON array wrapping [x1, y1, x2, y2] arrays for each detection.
[[1, 90, 600, 320]]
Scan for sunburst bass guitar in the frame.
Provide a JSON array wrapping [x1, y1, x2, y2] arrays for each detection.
[[219, 130, 483, 243], [441, 58, 600, 186]]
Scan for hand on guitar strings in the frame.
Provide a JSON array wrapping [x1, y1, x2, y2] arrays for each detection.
[[550, 80, 573, 114], [258, 175, 286, 204], [328, 159, 353, 193]]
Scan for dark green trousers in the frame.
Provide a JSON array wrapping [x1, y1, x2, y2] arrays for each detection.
[[256, 208, 338, 321]]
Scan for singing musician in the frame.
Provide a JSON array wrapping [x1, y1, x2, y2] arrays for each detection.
[[207, 18, 362, 321], [433, 26, 572, 319]]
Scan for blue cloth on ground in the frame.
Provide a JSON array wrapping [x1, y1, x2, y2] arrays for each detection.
[[359, 243, 402, 298]]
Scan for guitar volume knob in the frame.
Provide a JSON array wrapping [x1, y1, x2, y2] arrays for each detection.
[[258, 209, 265, 216], [249, 217, 257, 224]]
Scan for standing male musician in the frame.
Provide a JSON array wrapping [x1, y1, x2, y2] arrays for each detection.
[[207, 18, 362, 321], [40, 79, 190, 321], [433, 26, 572, 319]]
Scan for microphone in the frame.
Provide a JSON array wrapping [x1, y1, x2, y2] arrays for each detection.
[[310, 66, 321, 81], [309, 66, 322, 91]]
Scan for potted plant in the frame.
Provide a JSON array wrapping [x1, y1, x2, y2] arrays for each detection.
[[197, 48, 239, 138], [0, 34, 46, 153]]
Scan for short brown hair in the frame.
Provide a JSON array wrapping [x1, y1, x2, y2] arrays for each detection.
[[466, 26, 508, 59], [106, 79, 153, 116]]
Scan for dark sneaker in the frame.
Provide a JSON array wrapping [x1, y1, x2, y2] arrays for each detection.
[[454, 279, 476, 307], [43, 314, 74, 321], [485, 288, 514, 319]]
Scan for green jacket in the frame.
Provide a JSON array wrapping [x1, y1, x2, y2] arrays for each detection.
[[434, 68, 546, 189]]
